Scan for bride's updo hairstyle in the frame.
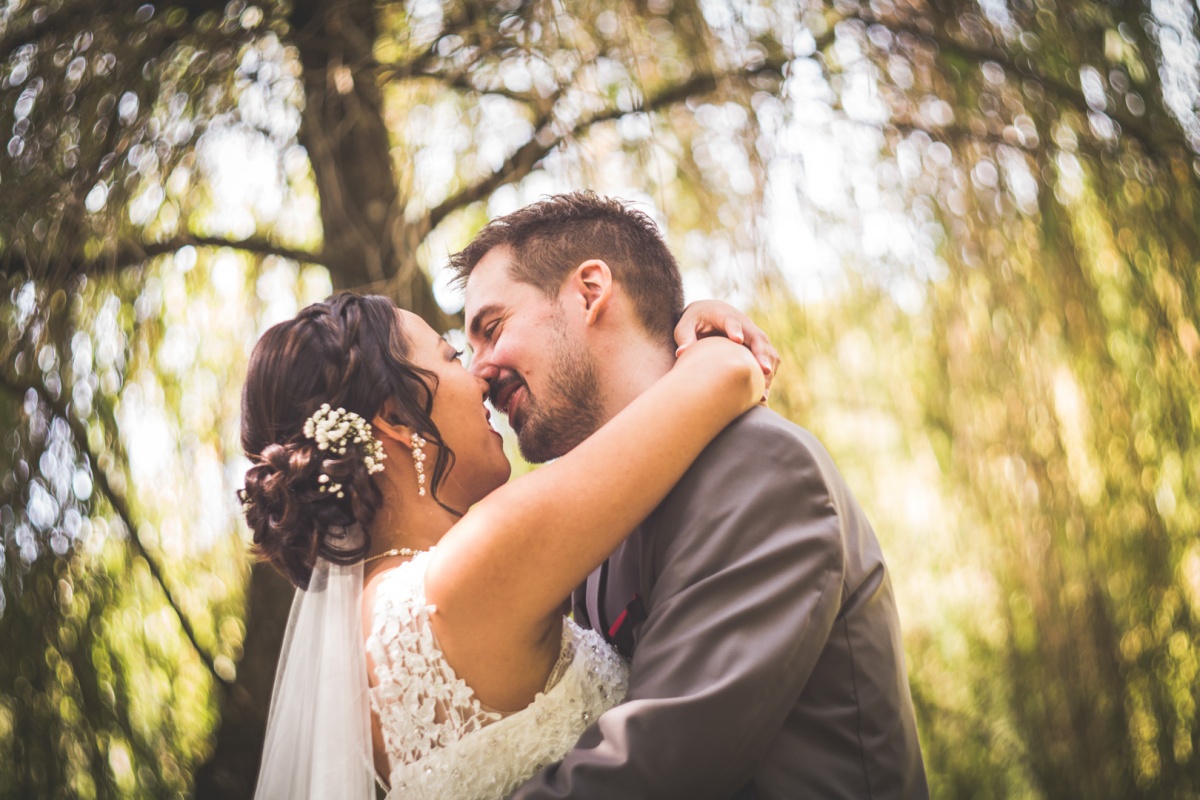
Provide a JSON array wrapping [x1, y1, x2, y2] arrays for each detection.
[[238, 293, 454, 589]]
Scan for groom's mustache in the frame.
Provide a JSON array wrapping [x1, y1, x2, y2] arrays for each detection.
[[488, 371, 527, 414]]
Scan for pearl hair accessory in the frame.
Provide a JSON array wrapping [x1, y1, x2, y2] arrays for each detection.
[[411, 433, 427, 496], [302, 403, 387, 498]]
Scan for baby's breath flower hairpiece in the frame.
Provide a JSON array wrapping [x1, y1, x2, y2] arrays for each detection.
[[302, 403, 387, 498]]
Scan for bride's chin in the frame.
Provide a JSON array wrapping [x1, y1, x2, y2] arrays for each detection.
[[490, 462, 512, 490], [480, 463, 511, 499]]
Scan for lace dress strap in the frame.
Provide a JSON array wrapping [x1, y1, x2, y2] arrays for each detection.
[[366, 551, 501, 769], [365, 549, 630, 800]]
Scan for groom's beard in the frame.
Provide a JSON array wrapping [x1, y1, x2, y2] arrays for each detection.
[[501, 329, 603, 464]]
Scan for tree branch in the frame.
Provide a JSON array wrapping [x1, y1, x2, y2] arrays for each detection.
[[883, 117, 1039, 152], [128, 235, 324, 265], [0, 371, 232, 691], [434, 71, 549, 107], [1, 235, 324, 281], [427, 59, 788, 229]]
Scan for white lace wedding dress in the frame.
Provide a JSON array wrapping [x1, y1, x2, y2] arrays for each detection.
[[366, 550, 629, 800]]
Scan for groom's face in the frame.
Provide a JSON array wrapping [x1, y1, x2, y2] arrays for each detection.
[[464, 246, 604, 463]]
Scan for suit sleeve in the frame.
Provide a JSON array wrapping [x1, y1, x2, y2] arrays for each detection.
[[510, 415, 846, 799]]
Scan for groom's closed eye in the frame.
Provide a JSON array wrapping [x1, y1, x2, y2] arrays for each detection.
[[478, 320, 500, 344], [467, 305, 502, 338]]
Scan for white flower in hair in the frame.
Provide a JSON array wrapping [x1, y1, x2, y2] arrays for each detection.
[[303, 403, 387, 498]]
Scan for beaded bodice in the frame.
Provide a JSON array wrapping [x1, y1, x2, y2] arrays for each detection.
[[365, 550, 629, 800]]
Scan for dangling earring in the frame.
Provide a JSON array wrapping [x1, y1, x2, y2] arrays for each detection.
[[411, 433, 427, 496]]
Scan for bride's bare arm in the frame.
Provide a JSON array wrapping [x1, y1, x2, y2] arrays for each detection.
[[424, 337, 763, 638]]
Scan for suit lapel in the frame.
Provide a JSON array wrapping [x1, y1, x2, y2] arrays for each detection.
[[600, 532, 648, 658], [585, 561, 608, 635], [576, 528, 650, 658]]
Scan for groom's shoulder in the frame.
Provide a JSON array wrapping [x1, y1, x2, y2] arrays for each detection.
[[647, 406, 846, 551], [725, 404, 805, 437], [663, 406, 843, 508], [700, 405, 829, 470]]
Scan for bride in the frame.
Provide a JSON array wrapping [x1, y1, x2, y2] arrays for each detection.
[[239, 292, 767, 799]]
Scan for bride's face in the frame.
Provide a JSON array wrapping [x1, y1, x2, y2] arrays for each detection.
[[398, 310, 511, 507]]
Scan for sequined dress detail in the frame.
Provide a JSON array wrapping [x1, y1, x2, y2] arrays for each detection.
[[366, 550, 629, 800]]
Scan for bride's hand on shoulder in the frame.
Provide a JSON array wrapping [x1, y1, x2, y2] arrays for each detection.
[[674, 299, 778, 401], [672, 336, 766, 415]]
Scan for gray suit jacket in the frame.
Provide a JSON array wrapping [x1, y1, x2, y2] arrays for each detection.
[[510, 406, 928, 799]]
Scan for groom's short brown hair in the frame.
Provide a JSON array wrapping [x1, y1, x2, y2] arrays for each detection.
[[447, 192, 685, 345]]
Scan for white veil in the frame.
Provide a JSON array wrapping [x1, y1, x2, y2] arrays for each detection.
[[254, 557, 378, 799]]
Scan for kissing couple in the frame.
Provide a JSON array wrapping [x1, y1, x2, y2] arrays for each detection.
[[242, 192, 928, 799]]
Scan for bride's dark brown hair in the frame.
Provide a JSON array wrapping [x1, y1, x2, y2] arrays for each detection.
[[238, 293, 454, 589]]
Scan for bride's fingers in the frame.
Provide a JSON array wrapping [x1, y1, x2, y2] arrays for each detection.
[[676, 300, 752, 351], [741, 325, 780, 390], [674, 320, 699, 353], [725, 317, 745, 344], [676, 319, 746, 359], [675, 320, 711, 356]]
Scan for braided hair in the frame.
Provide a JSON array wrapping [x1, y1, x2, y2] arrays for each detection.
[[238, 293, 456, 589]]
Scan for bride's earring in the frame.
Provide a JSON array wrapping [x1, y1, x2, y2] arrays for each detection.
[[411, 433, 427, 496]]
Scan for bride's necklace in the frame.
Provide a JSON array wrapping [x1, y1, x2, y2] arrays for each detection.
[[363, 547, 426, 565]]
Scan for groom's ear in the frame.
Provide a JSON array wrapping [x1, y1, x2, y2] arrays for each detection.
[[567, 259, 613, 326]]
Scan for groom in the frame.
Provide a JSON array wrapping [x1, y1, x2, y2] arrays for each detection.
[[452, 192, 928, 799]]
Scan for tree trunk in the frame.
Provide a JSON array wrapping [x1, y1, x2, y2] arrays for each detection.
[[289, 0, 451, 324], [291, 0, 395, 290]]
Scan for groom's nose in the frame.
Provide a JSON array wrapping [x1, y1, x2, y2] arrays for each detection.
[[468, 352, 498, 382]]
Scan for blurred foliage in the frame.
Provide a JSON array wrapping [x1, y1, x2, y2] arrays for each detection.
[[2, 0, 1198, 797], [761, 0, 1200, 796], [0, 259, 293, 797]]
